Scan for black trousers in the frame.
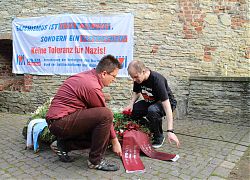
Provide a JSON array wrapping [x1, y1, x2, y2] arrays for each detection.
[[132, 100, 176, 139]]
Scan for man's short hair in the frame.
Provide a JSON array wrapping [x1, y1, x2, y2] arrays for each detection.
[[96, 55, 122, 73], [128, 60, 146, 74]]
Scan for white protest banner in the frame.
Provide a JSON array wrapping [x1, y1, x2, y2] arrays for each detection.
[[12, 14, 134, 77]]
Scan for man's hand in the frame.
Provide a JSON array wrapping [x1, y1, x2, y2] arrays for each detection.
[[167, 132, 180, 148], [123, 105, 133, 113], [111, 138, 122, 157], [123, 92, 140, 113]]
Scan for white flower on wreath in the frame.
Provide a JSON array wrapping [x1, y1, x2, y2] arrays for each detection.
[[32, 97, 53, 116]]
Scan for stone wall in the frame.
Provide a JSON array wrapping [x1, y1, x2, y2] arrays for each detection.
[[188, 77, 250, 124], [0, 0, 249, 118]]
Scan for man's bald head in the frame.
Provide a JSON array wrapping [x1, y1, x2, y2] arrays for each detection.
[[128, 60, 146, 74]]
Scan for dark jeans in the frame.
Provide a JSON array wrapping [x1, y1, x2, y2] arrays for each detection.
[[48, 107, 113, 165], [132, 100, 176, 139]]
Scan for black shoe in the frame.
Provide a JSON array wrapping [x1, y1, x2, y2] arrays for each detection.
[[152, 136, 165, 149], [50, 140, 74, 163], [87, 159, 119, 171]]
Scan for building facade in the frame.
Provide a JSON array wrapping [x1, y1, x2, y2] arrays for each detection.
[[0, 0, 249, 119]]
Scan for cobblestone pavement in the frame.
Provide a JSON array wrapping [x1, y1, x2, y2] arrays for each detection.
[[0, 112, 249, 180]]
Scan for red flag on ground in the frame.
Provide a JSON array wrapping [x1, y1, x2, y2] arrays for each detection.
[[122, 134, 145, 173], [122, 130, 179, 173]]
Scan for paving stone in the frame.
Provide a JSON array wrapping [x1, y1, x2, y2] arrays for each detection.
[[11, 172, 25, 178], [231, 149, 245, 156], [220, 161, 235, 169], [179, 173, 191, 180], [181, 169, 193, 175], [195, 172, 210, 179], [212, 167, 231, 178], [221, 148, 231, 155], [240, 141, 250, 146], [6, 167, 19, 173], [111, 175, 124, 180], [169, 169, 181, 177], [143, 174, 157, 179], [0, 174, 12, 179], [208, 176, 226, 180], [215, 154, 226, 160], [209, 158, 223, 165], [34, 174, 52, 179], [241, 134, 250, 142], [15, 174, 33, 179], [226, 154, 241, 163], [160, 174, 180, 179], [0, 170, 5, 175], [234, 145, 248, 151], [199, 166, 216, 176], [0, 162, 12, 169]]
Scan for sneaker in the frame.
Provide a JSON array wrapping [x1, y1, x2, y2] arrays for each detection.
[[152, 136, 165, 149], [87, 159, 119, 171], [50, 140, 74, 163]]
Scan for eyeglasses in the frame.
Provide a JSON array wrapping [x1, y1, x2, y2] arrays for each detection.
[[107, 72, 117, 79]]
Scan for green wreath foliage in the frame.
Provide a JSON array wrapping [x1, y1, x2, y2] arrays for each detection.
[[113, 112, 151, 141]]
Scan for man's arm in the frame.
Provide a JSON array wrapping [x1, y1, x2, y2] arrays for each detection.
[[161, 99, 180, 147], [124, 92, 141, 111], [111, 137, 122, 157]]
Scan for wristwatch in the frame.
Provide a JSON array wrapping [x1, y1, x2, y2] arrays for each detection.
[[167, 129, 175, 133]]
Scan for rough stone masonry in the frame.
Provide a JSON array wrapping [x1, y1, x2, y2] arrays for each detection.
[[0, 0, 249, 120]]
